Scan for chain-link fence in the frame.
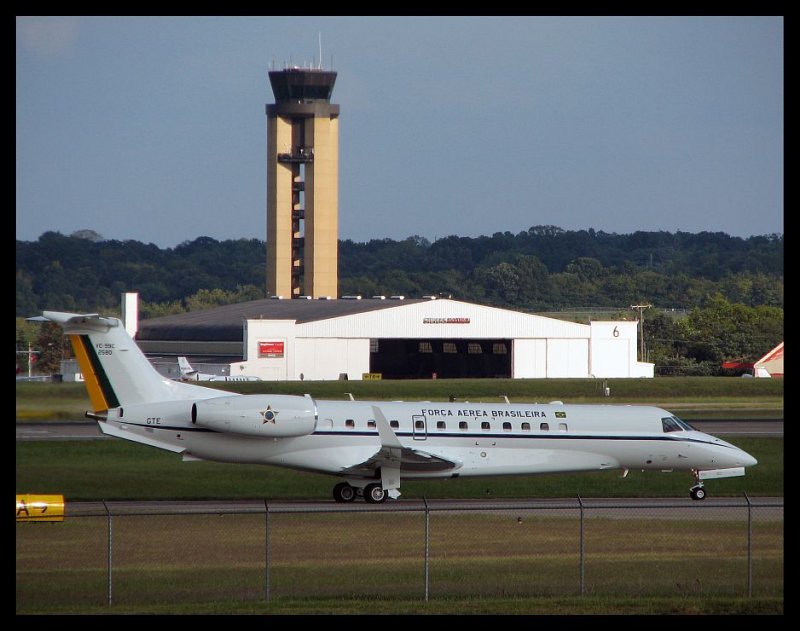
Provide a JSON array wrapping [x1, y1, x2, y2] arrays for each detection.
[[16, 497, 783, 608]]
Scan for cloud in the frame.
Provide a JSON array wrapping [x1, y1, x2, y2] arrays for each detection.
[[17, 16, 80, 60]]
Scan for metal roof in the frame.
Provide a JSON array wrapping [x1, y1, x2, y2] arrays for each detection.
[[136, 298, 429, 341]]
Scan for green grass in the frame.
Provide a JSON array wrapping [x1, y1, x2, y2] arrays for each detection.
[[16, 510, 784, 613], [15, 596, 784, 615], [15, 436, 782, 501]]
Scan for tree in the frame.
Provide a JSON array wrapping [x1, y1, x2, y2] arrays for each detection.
[[681, 294, 784, 365], [70, 229, 105, 242], [33, 322, 69, 375], [564, 257, 604, 282], [480, 262, 522, 306], [16, 270, 38, 316], [16, 317, 40, 375], [513, 255, 551, 310], [644, 312, 689, 365]]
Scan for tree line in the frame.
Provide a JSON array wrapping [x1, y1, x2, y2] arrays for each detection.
[[16, 227, 783, 376]]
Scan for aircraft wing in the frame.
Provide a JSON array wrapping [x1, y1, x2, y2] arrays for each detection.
[[339, 406, 461, 477], [340, 445, 459, 476]]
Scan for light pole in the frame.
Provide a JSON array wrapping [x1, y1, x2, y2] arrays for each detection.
[[630, 304, 652, 362], [16, 343, 40, 378]]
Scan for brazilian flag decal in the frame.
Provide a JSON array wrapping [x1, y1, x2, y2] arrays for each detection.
[[68, 334, 120, 411]]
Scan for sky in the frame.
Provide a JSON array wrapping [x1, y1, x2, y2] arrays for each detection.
[[16, 16, 783, 248]]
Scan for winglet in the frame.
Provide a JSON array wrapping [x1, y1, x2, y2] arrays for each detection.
[[371, 406, 402, 493], [372, 406, 403, 450]]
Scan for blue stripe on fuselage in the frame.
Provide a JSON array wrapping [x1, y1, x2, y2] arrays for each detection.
[[111, 424, 732, 450]]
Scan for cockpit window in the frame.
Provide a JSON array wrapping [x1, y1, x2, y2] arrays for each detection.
[[662, 416, 695, 432]]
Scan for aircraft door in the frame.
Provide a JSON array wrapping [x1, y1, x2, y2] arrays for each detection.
[[412, 414, 427, 441]]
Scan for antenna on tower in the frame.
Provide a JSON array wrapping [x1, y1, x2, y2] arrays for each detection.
[[318, 32, 323, 70]]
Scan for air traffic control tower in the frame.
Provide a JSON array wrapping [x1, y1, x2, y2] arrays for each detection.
[[266, 67, 339, 299]]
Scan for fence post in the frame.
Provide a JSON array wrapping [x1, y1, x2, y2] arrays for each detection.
[[577, 495, 585, 596], [744, 492, 752, 598], [264, 499, 270, 603], [423, 497, 430, 602], [102, 500, 113, 607]]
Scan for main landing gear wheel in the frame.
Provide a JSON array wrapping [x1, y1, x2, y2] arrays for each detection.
[[333, 482, 356, 503], [364, 482, 388, 504], [690, 485, 706, 501]]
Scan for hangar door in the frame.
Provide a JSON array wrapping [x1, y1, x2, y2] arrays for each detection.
[[370, 339, 511, 379]]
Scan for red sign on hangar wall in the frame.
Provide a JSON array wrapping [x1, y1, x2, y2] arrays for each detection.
[[258, 341, 285, 358]]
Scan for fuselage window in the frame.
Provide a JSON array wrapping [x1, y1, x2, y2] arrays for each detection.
[[481, 421, 491, 431], [540, 422, 549, 431], [521, 422, 531, 431], [390, 420, 400, 429], [437, 421, 446, 430], [345, 419, 355, 428], [415, 420, 425, 430], [558, 423, 568, 432], [459, 421, 468, 431], [367, 420, 376, 429], [502, 422, 512, 431]]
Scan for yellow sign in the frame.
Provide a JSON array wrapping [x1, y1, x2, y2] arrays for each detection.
[[362, 373, 382, 380], [16, 495, 65, 522]]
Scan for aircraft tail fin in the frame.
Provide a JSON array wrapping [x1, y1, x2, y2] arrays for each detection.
[[177, 356, 197, 378], [36, 311, 223, 412]]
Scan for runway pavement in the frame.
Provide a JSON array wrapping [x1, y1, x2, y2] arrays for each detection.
[[61, 496, 783, 519]]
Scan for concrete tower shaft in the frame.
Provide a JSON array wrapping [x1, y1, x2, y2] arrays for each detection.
[[266, 68, 339, 299]]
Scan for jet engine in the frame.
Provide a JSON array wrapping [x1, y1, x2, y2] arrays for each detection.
[[191, 394, 317, 438]]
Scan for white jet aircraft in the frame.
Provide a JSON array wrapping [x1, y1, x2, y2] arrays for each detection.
[[38, 311, 757, 503], [177, 356, 261, 382]]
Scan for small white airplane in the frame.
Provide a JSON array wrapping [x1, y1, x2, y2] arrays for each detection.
[[37, 311, 758, 503], [176, 356, 261, 382]]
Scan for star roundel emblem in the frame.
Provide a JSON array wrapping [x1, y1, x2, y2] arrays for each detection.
[[260, 405, 278, 424]]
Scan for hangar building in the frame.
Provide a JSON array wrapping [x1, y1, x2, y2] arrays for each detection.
[[135, 296, 654, 381]]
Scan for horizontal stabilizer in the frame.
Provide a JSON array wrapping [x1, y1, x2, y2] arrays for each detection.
[[98, 421, 185, 454]]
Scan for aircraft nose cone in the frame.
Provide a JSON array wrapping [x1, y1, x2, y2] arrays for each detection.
[[712, 436, 758, 468], [740, 452, 758, 467]]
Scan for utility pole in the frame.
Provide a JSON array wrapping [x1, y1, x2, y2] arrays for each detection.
[[16, 343, 40, 379], [630, 304, 652, 362]]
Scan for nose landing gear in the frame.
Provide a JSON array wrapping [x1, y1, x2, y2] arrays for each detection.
[[689, 484, 706, 501], [689, 469, 706, 500]]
